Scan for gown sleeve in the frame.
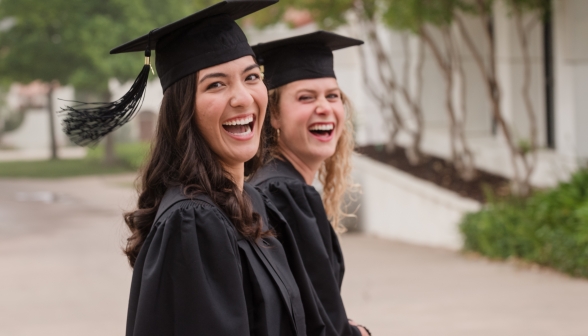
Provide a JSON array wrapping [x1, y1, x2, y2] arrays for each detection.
[[260, 181, 361, 336], [126, 200, 249, 336]]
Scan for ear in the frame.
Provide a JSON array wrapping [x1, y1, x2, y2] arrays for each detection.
[[270, 112, 281, 130]]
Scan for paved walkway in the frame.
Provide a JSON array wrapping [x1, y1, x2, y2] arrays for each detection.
[[1, 175, 587, 335]]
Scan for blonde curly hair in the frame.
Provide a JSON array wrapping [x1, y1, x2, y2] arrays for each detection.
[[264, 87, 357, 233]]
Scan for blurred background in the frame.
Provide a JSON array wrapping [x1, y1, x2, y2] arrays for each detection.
[[1, 0, 588, 335]]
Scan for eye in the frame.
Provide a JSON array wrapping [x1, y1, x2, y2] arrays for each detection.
[[299, 95, 313, 101], [245, 73, 260, 81], [206, 82, 224, 90], [327, 93, 340, 99]]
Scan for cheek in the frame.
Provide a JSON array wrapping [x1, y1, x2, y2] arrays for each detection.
[[334, 103, 345, 134], [195, 98, 222, 137], [282, 111, 310, 137], [253, 85, 268, 111]]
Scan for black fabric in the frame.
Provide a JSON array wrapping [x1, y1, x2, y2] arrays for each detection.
[[126, 186, 306, 336], [246, 183, 337, 336], [249, 159, 362, 336], [155, 17, 253, 91], [252, 31, 364, 90], [110, 0, 277, 91]]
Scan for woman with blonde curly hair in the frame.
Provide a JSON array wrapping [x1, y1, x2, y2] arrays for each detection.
[[249, 31, 371, 336]]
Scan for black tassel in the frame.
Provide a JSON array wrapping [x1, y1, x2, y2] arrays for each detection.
[[61, 50, 153, 147]]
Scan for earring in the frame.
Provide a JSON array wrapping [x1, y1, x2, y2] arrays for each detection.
[[277, 128, 280, 137]]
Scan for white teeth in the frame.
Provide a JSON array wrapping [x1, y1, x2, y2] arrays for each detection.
[[223, 115, 254, 126], [230, 125, 252, 136], [309, 123, 334, 131]]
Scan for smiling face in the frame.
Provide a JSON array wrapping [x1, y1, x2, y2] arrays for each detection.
[[272, 77, 345, 168], [195, 55, 267, 171]]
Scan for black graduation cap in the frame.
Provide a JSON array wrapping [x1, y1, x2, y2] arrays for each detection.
[[251, 31, 364, 90], [61, 0, 276, 147]]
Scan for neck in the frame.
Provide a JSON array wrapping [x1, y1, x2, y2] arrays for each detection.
[[278, 143, 321, 185], [222, 162, 245, 191]]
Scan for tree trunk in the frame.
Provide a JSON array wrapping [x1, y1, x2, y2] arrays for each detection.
[[421, 25, 476, 181], [357, 16, 404, 153], [358, 10, 425, 164], [47, 83, 58, 160], [515, 11, 542, 196], [456, 8, 533, 195]]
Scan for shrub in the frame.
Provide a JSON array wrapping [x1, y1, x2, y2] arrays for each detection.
[[86, 142, 150, 170], [460, 169, 588, 278]]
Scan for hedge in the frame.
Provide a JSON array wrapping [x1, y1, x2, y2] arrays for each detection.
[[460, 169, 588, 278]]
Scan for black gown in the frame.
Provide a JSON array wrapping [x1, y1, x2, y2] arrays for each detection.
[[125, 186, 307, 336], [249, 159, 361, 336]]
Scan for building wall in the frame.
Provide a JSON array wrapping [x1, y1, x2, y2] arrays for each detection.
[[554, 0, 588, 161], [3, 85, 74, 150]]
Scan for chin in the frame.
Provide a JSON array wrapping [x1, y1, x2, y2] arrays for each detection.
[[233, 146, 259, 163], [311, 147, 337, 163]]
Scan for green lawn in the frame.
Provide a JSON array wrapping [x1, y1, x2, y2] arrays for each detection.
[[0, 142, 150, 178]]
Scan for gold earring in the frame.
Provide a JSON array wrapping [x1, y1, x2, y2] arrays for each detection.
[[277, 128, 280, 137]]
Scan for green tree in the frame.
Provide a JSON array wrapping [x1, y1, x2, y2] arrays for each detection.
[[0, 0, 202, 162], [0, 0, 89, 159]]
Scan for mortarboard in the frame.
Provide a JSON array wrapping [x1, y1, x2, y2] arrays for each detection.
[[251, 31, 364, 90], [61, 0, 277, 147]]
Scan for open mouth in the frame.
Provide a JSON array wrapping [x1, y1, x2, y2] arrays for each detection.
[[222, 114, 255, 137], [309, 123, 334, 139]]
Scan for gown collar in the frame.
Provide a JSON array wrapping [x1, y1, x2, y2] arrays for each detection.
[[254, 157, 307, 184]]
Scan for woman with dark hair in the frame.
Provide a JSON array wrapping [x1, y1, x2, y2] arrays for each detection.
[[61, 2, 330, 335], [249, 31, 371, 336]]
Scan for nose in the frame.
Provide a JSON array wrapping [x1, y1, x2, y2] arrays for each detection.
[[315, 95, 333, 115], [229, 81, 254, 108]]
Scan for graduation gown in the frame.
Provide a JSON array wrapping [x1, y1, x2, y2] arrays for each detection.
[[125, 186, 306, 336], [249, 159, 361, 336]]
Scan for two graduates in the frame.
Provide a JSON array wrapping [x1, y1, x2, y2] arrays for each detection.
[[62, 0, 369, 335]]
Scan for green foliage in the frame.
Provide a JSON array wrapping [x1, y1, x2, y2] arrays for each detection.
[[517, 138, 532, 155], [86, 141, 150, 170], [0, 158, 132, 178], [503, 0, 551, 18], [2, 109, 25, 133], [461, 169, 588, 278], [0, 89, 24, 135], [0, 0, 209, 94], [383, 0, 457, 32], [0, 141, 149, 178]]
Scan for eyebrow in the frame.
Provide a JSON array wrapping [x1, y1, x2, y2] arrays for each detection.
[[198, 64, 260, 84], [198, 72, 226, 84], [325, 87, 341, 93], [243, 64, 260, 73], [296, 87, 340, 95]]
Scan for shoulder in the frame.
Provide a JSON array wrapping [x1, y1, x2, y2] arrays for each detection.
[[155, 194, 237, 240], [260, 176, 321, 202], [249, 159, 305, 187]]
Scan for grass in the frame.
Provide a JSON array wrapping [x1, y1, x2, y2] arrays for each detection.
[[0, 142, 150, 178]]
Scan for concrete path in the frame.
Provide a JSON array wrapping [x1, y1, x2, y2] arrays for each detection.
[[0, 175, 587, 335]]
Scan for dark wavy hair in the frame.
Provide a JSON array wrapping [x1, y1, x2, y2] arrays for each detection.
[[123, 73, 265, 267]]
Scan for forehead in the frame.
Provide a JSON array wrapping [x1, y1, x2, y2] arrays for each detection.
[[283, 77, 339, 92], [198, 55, 256, 76]]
